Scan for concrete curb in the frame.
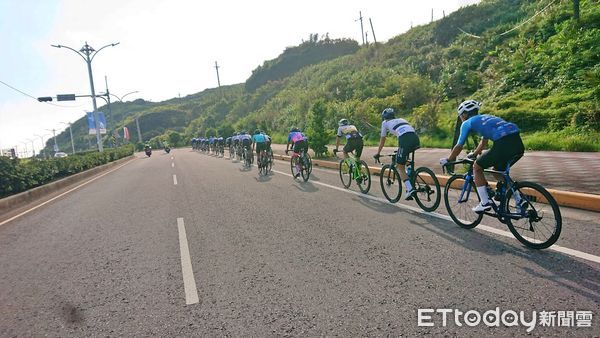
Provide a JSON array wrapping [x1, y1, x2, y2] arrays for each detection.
[[273, 154, 600, 212], [0, 155, 136, 217]]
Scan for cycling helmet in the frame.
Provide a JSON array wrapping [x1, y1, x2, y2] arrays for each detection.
[[290, 127, 300, 133], [338, 118, 349, 126], [254, 129, 260, 135], [457, 100, 481, 117], [381, 108, 395, 120]]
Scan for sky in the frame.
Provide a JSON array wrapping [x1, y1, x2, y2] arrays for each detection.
[[0, 0, 479, 156]]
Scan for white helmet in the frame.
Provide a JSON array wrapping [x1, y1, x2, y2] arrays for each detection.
[[457, 100, 481, 117]]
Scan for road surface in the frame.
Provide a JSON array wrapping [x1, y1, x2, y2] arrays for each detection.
[[1, 148, 598, 336]]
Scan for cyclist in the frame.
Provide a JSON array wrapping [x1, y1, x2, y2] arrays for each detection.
[[261, 130, 273, 156], [239, 131, 253, 163], [252, 129, 268, 165], [334, 118, 363, 160], [374, 108, 419, 200], [286, 127, 308, 178], [440, 100, 524, 213]]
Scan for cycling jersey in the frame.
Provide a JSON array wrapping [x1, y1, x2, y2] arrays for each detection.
[[239, 134, 252, 142], [252, 134, 266, 143], [380, 118, 415, 138], [456, 114, 519, 146], [288, 132, 306, 143], [337, 125, 362, 139]]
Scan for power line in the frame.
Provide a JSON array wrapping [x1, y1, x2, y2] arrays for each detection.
[[458, 0, 558, 39], [0, 79, 82, 108]]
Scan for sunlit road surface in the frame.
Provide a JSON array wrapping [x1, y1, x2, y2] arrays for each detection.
[[1, 148, 598, 336]]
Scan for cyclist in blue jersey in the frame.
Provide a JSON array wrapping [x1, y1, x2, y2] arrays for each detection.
[[239, 131, 253, 162], [252, 129, 268, 164], [261, 130, 272, 155], [441, 100, 525, 213], [374, 108, 420, 200]]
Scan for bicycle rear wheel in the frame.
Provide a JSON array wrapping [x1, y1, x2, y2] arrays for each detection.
[[505, 181, 562, 249], [380, 165, 402, 203], [413, 167, 441, 212], [339, 159, 352, 188], [444, 175, 483, 228], [290, 156, 300, 178], [357, 160, 371, 194]]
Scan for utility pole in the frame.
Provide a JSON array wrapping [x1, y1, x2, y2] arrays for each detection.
[[26, 138, 35, 158], [356, 11, 365, 45], [214, 61, 221, 88], [369, 18, 377, 44], [365, 31, 369, 45], [46, 128, 58, 153], [431, 8, 434, 23], [136, 117, 143, 143], [51, 41, 119, 152], [61, 122, 75, 154]]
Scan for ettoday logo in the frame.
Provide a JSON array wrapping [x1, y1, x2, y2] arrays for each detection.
[[417, 308, 593, 333]]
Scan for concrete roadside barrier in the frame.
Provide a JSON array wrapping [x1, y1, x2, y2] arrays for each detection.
[[0, 155, 136, 218], [273, 154, 600, 212]]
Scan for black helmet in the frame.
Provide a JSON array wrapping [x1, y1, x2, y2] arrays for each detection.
[[381, 108, 395, 120], [290, 127, 300, 133], [254, 129, 260, 135]]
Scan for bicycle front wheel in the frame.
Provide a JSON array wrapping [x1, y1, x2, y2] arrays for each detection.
[[413, 167, 441, 212], [380, 165, 402, 203], [357, 160, 371, 194], [339, 160, 352, 188], [290, 156, 299, 178], [444, 175, 483, 228], [505, 181, 562, 249]]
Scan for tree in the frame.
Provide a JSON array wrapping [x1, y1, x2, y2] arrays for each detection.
[[306, 100, 332, 158]]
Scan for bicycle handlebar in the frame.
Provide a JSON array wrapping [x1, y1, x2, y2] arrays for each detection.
[[442, 158, 474, 175], [373, 152, 397, 164]]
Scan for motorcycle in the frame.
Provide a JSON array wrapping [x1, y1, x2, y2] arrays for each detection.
[[165, 147, 171, 154], [145, 148, 152, 157]]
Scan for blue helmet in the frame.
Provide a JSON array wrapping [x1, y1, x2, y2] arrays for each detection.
[[381, 108, 395, 120]]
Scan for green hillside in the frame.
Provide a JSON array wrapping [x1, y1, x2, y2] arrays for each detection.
[[47, 0, 599, 154]]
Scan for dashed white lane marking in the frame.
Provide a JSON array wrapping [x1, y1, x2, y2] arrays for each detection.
[[271, 169, 600, 264], [177, 218, 199, 305], [0, 159, 135, 227], [171, 156, 174, 160], [172, 162, 175, 168], [173, 174, 178, 185]]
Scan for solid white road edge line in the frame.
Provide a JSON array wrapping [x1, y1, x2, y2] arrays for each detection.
[[177, 218, 199, 305], [271, 169, 600, 264], [173, 174, 178, 185], [0, 159, 135, 227]]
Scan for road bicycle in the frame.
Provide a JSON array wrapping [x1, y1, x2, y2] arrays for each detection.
[[333, 149, 371, 194], [243, 147, 252, 168], [374, 150, 440, 212], [257, 149, 272, 176], [286, 149, 312, 182], [442, 157, 561, 249]]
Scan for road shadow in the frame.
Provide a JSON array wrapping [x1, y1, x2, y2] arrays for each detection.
[[254, 174, 272, 182], [406, 216, 600, 303], [352, 195, 402, 214], [239, 165, 252, 172], [293, 181, 319, 193]]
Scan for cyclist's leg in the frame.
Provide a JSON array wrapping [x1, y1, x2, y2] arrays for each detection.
[[396, 132, 419, 196]]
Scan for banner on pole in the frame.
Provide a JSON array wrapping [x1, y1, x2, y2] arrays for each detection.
[[87, 112, 108, 135], [123, 127, 130, 140]]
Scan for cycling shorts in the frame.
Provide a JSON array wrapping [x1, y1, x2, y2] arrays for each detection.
[[477, 132, 524, 171], [293, 140, 308, 154], [397, 132, 420, 165], [343, 137, 364, 158]]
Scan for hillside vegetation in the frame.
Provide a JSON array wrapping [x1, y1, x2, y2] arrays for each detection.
[[47, 0, 599, 154]]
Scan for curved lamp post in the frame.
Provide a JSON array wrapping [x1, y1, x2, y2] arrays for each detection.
[[51, 41, 119, 152]]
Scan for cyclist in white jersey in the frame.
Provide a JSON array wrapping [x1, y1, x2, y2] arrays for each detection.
[[374, 108, 420, 200]]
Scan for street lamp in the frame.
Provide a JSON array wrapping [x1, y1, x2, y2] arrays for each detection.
[[20, 141, 29, 158], [110, 90, 139, 102], [51, 41, 119, 152], [26, 138, 36, 158], [34, 133, 49, 159], [60, 122, 76, 154], [46, 128, 58, 153]]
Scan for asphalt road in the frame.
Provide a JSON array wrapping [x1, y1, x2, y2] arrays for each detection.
[[0, 148, 598, 336]]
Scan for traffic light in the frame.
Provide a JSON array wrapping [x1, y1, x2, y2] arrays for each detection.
[[37, 97, 53, 102]]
